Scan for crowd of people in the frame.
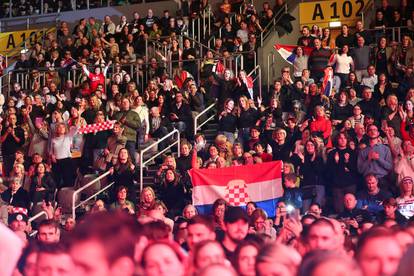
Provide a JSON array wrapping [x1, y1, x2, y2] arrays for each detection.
[[0, 0, 176, 18], [2, 0, 414, 275]]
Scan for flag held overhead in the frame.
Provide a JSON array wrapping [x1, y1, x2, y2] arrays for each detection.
[[189, 161, 284, 217]]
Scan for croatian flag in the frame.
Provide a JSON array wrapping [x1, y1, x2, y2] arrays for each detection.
[[321, 66, 334, 96], [274, 44, 313, 64], [189, 161, 283, 218]]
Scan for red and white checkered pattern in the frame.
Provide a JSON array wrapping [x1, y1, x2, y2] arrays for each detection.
[[78, 120, 116, 134], [12, 207, 28, 216], [225, 179, 250, 206]]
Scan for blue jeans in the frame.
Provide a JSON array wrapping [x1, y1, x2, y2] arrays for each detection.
[[237, 127, 251, 149], [302, 185, 325, 213], [219, 131, 236, 144], [172, 121, 186, 133], [125, 141, 136, 165]]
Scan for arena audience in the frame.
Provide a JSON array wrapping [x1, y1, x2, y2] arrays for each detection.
[[1, 1, 414, 275]]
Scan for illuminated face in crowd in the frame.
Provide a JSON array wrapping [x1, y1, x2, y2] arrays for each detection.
[[357, 237, 402, 276], [143, 244, 184, 276], [237, 245, 258, 276], [195, 242, 226, 270], [307, 223, 337, 251]]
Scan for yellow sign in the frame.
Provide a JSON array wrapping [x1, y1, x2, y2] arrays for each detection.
[[0, 28, 53, 55], [299, 0, 367, 27]]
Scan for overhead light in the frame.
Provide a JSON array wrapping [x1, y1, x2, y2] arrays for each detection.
[[329, 21, 342, 28]]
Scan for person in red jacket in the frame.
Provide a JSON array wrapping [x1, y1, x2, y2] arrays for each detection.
[[81, 61, 111, 93], [400, 119, 414, 145], [310, 105, 333, 148]]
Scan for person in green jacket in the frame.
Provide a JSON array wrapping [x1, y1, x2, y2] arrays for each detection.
[[113, 97, 141, 164]]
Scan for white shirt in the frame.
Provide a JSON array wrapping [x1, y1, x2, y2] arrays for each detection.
[[333, 54, 353, 74], [361, 74, 378, 90]]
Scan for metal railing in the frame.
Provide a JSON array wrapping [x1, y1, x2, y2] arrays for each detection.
[[267, 52, 277, 93], [72, 170, 114, 219], [139, 129, 180, 192], [189, 4, 214, 44], [0, 12, 59, 32], [27, 210, 49, 237], [202, 4, 212, 39], [194, 102, 217, 136], [362, 26, 412, 44], [0, 0, 172, 20], [28, 210, 49, 223], [207, 36, 216, 49], [259, 4, 288, 46], [361, 0, 375, 28], [247, 65, 262, 100]]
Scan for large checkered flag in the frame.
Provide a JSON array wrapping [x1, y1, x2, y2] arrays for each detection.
[[78, 120, 116, 134], [225, 179, 250, 207]]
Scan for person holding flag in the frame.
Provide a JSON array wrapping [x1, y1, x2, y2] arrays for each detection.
[[321, 66, 334, 97]]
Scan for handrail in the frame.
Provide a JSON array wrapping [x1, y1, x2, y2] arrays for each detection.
[[72, 170, 112, 219], [361, 0, 374, 25], [207, 36, 216, 49], [267, 52, 276, 92], [182, 35, 220, 57], [28, 210, 48, 223], [194, 102, 217, 136], [361, 26, 410, 44], [139, 129, 180, 192], [0, 12, 59, 32], [260, 3, 287, 46], [247, 65, 262, 100], [202, 4, 212, 38], [234, 54, 243, 76], [27, 210, 49, 237]]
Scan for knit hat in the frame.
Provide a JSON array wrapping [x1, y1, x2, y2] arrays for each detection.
[[8, 207, 29, 225]]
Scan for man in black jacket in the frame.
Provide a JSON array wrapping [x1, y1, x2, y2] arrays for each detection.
[[337, 193, 372, 235], [327, 132, 360, 213], [358, 86, 382, 122], [170, 91, 193, 138], [1, 114, 25, 176]]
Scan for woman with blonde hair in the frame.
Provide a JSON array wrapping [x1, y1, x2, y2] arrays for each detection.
[[138, 186, 157, 216], [214, 134, 233, 162], [183, 204, 198, 219], [49, 122, 77, 188], [237, 95, 260, 147]]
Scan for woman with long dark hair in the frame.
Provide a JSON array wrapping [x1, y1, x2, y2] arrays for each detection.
[[292, 139, 326, 211], [373, 73, 393, 106], [321, 27, 334, 49], [293, 46, 309, 80], [29, 162, 56, 206], [158, 168, 187, 218], [373, 36, 390, 76], [218, 98, 238, 144], [109, 148, 137, 204]]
